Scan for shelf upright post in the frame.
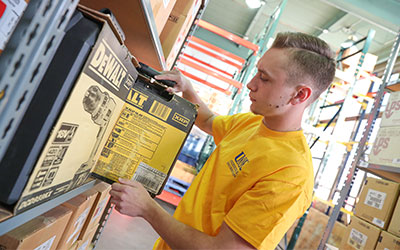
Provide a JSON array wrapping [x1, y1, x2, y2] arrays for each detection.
[[229, 0, 288, 115], [318, 29, 400, 250], [313, 29, 375, 195]]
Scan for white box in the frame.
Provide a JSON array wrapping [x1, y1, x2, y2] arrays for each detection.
[[381, 91, 400, 127], [368, 126, 400, 168]]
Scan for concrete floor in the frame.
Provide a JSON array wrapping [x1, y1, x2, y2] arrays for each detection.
[[96, 199, 176, 250]]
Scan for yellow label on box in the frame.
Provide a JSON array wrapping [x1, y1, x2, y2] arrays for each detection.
[[93, 100, 187, 193]]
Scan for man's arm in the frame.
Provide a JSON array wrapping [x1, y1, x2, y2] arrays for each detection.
[[110, 179, 255, 249], [155, 70, 216, 135]]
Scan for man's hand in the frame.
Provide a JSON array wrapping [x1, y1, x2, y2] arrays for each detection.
[[110, 178, 154, 218], [156, 69, 216, 135], [155, 69, 194, 95]]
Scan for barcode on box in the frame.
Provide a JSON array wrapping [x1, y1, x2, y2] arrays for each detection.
[[132, 162, 167, 194], [149, 101, 171, 121], [364, 188, 386, 210], [393, 158, 400, 164], [348, 228, 367, 250], [372, 217, 385, 228]]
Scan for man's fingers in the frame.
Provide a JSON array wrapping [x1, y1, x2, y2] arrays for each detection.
[[118, 178, 137, 187]]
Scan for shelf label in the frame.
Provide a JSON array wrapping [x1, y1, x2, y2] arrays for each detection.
[[348, 228, 367, 250], [364, 188, 386, 210]]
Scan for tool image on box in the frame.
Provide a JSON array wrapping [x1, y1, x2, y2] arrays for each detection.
[[91, 61, 198, 196], [69, 86, 117, 190]]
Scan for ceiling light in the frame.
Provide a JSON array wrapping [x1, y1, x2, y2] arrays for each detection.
[[246, 0, 262, 9], [322, 29, 329, 34], [340, 35, 358, 49]]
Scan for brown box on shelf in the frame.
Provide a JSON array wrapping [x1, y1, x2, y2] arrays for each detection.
[[0, 206, 72, 250], [388, 196, 400, 237], [285, 207, 346, 249], [150, 0, 177, 34], [340, 216, 381, 250], [354, 177, 399, 229], [160, 0, 202, 69], [381, 91, 400, 127], [1, 5, 136, 216], [368, 126, 400, 168], [57, 192, 97, 250], [78, 182, 111, 240], [75, 223, 98, 250], [375, 230, 400, 250], [170, 160, 196, 184]]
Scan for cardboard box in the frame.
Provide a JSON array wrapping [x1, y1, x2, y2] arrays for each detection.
[[354, 177, 399, 229], [150, 0, 177, 34], [1, 6, 137, 215], [160, 0, 202, 69], [368, 126, 400, 168], [381, 91, 400, 127], [57, 192, 97, 250], [0, 206, 72, 250], [91, 75, 198, 196], [285, 208, 346, 249], [375, 230, 400, 250], [341, 216, 381, 250], [0, 0, 28, 53], [78, 182, 111, 240], [170, 160, 196, 184], [389, 196, 400, 237], [76, 223, 98, 250]]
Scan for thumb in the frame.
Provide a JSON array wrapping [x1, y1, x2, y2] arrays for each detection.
[[118, 178, 135, 186]]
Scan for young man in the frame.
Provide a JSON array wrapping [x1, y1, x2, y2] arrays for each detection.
[[109, 32, 336, 249]]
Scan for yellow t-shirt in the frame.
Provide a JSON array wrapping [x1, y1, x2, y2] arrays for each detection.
[[154, 113, 313, 249]]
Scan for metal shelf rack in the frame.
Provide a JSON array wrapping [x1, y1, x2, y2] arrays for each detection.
[[318, 29, 400, 250], [0, 180, 97, 236]]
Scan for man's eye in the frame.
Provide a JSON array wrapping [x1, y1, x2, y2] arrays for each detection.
[[259, 74, 268, 81]]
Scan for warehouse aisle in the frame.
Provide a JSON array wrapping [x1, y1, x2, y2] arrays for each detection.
[[96, 199, 176, 249]]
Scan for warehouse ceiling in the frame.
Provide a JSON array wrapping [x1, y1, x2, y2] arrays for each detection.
[[201, 0, 400, 74]]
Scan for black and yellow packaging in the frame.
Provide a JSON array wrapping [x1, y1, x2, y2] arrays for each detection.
[[91, 76, 197, 195]]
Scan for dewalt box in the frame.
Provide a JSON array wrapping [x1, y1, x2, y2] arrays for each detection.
[[0, 6, 137, 216], [92, 74, 197, 195]]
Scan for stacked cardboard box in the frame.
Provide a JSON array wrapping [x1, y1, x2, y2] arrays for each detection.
[[388, 197, 400, 238], [0, 206, 72, 250], [339, 176, 400, 249], [369, 91, 400, 168], [160, 0, 202, 69], [57, 191, 97, 249], [285, 207, 346, 249], [150, 0, 177, 34], [340, 216, 381, 250], [354, 177, 399, 229]]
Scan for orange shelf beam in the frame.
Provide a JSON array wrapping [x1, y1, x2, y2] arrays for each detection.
[[189, 36, 246, 66], [180, 70, 232, 95], [181, 53, 234, 78], [156, 190, 181, 207], [178, 57, 242, 89], [195, 20, 259, 55]]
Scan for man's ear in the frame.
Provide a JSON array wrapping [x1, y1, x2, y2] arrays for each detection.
[[291, 85, 312, 105]]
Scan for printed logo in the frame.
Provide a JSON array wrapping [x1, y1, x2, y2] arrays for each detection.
[[385, 100, 400, 118], [373, 137, 390, 155], [172, 113, 190, 127], [126, 89, 149, 108], [89, 40, 127, 90], [226, 151, 249, 177], [54, 123, 78, 144]]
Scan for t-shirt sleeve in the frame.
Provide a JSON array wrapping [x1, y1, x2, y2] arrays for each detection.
[[213, 113, 249, 145], [224, 177, 310, 249]]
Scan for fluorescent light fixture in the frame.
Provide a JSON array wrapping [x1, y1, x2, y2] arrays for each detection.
[[246, 0, 262, 9]]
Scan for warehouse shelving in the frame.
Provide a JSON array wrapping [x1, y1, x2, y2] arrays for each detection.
[[0, 0, 204, 240], [318, 29, 400, 250], [0, 179, 96, 236]]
